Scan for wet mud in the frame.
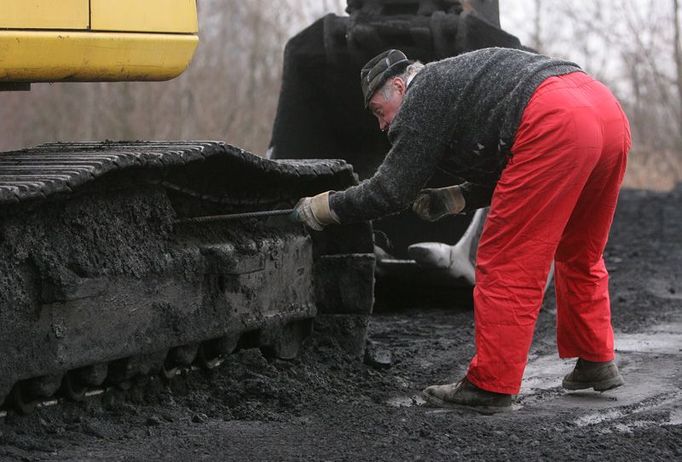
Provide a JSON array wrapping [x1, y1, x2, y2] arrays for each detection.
[[1, 185, 681, 461]]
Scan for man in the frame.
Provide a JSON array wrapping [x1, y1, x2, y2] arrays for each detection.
[[293, 47, 631, 414]]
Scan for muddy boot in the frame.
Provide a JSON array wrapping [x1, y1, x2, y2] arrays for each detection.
[[421, 377, 512, 414], [562, 358, 624, 392]]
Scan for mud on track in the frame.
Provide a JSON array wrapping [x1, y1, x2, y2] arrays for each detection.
[[1, 185, 681, 461]]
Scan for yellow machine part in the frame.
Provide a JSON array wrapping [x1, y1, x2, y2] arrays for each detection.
[[91, 0, 198, 33], [0, 0, 198, 83], [0, 0, 89, 30], [0, 32, 198, 82]]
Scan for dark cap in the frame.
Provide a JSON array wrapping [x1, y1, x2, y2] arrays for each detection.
[[360, 49, 409, 108]]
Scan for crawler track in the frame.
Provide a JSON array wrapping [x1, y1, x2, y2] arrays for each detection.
[[0, 141, 375, 414]]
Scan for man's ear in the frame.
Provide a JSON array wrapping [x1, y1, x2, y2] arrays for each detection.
[[393, 77, 407, 96]]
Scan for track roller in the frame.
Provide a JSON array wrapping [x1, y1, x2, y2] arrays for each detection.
[[161, 344, 199, 379], [108, 357, 139, 386], [260, 319, 313, 360], [61, 371, 87, 402], [196, 335, 240, 370], [77, 363, 109, 387], [108, 352, 167, 388], [59, 363, 109, 402], [8, 374, 63, 415], [8, 385, 37, 415]]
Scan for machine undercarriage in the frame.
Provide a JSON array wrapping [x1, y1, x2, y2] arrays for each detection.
[[0, 141, 375, 414]]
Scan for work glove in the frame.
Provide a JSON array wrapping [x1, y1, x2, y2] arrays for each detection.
[[412, 186, 465, 222], [290, 191, 340, 231]]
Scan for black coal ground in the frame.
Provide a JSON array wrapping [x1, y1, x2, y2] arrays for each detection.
[[1, 186, 681, 461]]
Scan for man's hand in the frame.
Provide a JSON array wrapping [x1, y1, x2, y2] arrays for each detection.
[[290, 191, 340, 231], [412, 186, 465, 221]]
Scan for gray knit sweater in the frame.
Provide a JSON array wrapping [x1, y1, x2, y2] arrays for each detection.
[[329, 47, 581, 222]]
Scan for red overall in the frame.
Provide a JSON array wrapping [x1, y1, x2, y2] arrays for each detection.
[[466, 71, 631, 395]]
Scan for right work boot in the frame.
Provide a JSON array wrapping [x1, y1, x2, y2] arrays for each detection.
[[422, 377, 512, 414], [562, 358, 624, 392]]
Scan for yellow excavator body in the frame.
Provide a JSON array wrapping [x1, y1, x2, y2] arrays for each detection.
[[0, 0, 198, 83]]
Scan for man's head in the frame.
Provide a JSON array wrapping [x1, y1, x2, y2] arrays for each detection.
[[360, 49, 416, 131]]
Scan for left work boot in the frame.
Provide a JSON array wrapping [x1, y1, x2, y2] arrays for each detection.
[[562, 358, 624, 392], [422, 377, 512, 414]]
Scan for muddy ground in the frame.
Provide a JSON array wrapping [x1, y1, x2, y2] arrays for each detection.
[[1, 185, 681, 461]]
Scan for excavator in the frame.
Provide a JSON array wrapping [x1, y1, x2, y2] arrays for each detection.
[[0, 1, 374, 414]]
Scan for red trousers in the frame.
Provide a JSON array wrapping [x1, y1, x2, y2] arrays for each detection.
[[466, 72, 631, 394]]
